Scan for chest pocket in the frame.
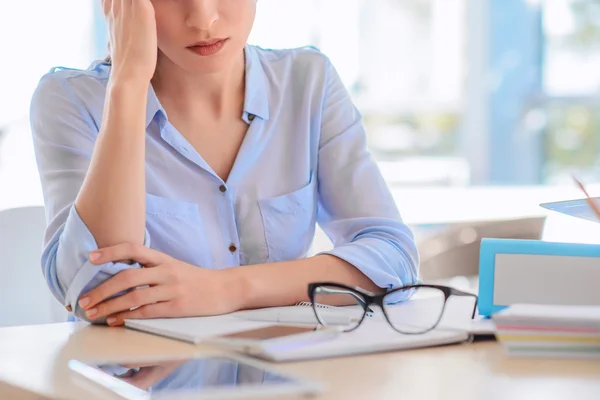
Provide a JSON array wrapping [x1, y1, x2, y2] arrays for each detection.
[[258, 175, 317, 262], [145, 193, 210, 267]]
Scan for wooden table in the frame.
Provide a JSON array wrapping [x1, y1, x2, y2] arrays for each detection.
[[1, 323, 599, 400]]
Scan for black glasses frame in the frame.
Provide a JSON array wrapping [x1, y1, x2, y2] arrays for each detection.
[[308, 282, 478, 334]]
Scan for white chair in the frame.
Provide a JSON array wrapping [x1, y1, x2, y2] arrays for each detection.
[[0, 206, 67, 327], [417, 216, 547, 281]]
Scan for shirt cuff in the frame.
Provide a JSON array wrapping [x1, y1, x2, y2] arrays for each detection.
[[319, 239, 416, 302], [65, 259, 145, 322], [57, 205, 151, 320]]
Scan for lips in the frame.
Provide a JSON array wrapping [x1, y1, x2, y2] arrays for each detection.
[[191, 38, 225, 47], [187, 38, 228, 57]]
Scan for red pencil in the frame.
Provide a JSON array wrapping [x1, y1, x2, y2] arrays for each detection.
[[572, 175, 600, 221]]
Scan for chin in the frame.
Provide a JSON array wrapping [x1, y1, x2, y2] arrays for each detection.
[[177, 51, 236, 74], [188, 61, 228, 74]]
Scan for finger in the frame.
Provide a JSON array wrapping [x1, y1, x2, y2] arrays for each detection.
[[89, 242, 168, 267], [120, 363, 161, 369], [120, 361, 185, 370], [121, 0, 131, 19], [121, 367, 162, 390], [87, 285, 175, 320], [102, 0, 112, 16], [107, 302, 174, 326], [121, 364, 184, 391], [80, 268, 164, 309], [112, 0, 122, 16]]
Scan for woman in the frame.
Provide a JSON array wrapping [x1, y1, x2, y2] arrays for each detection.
[[30, 0, 419, 326]]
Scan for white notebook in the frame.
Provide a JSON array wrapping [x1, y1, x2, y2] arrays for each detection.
[[125, 315, 270, 344], [124, 302, 363, 344], [125, 314, 468, 362], [124, 300, 471, 362]]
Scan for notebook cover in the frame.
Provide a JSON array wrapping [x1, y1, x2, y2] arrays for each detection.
[[478, 239, 600, 317]]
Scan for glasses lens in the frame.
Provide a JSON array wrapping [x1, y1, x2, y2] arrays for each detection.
[[312, 285, 367, 330], [384, 287, 446, 334]]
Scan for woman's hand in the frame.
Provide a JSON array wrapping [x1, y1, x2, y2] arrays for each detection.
[[103, 0, 158, 84], [117, 360, 187, 390], [78, 244, 243, 326]]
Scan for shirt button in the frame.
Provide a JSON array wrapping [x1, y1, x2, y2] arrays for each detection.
[[219, 185, 227, 193], [229, 244, 238, 253], [248, 114, 255, 121]]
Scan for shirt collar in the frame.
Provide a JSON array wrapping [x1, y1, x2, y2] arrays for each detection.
[[146, 83, 166, 129], [243, 45, 270, 122], [144, 45, 270, 129]]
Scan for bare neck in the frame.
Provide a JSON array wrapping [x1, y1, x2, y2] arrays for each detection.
[[151, 50, 246, 121]]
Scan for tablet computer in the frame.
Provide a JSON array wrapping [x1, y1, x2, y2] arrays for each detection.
[[540, 197, 600, 223], [68, 354, 323, 400]]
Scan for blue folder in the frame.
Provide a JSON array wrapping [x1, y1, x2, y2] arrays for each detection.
[[478, 238, 600, 317]]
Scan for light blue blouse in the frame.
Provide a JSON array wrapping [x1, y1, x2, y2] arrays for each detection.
[[30, 45, 419, 321]]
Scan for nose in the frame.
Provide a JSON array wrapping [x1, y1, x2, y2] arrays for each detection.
[[186, 0, 219, 31]]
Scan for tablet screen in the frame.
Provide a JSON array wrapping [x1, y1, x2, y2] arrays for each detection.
[[69, 356, 317, 399]]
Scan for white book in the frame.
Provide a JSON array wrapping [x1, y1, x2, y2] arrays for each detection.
[[493, 304, 600, 327]]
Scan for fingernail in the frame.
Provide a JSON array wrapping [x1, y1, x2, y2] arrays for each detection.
[[89, 251, 101, 262], [86, 308, 98, 318], [107, 317, 117, 325], [79, 297, 90, 308]]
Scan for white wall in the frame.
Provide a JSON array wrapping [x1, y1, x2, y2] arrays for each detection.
[[0, 1, 96, 210]]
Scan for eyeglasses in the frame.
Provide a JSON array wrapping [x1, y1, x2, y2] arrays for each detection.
[[308, 282, 478, 334]]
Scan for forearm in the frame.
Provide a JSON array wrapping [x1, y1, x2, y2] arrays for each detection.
[[231, 255, 382, 310], [75, 79, 148, 248]]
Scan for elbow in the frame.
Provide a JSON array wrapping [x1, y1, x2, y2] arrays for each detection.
[[391, 234, 420, 286], [45, 237, 103, 321], [361, 229, 420, 287], [325, 229, 419, 290], [389, 234, 420, 286], [401, 246, 420, 286], [41, 240, 68, 307], [41, 241, 103, 324], [51, 238, 142, 323], [42, 206, 148, 322], [357, 225, 420, 286], [41, 240, 95, 323]]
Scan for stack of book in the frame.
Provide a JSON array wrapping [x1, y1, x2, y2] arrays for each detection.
[[493, 304, 600, 359]]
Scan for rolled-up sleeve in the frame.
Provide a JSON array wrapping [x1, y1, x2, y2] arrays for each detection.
[[30, 72, 149, 322], [316, 59, 419, 292]]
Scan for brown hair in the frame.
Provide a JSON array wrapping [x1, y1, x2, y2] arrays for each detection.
[[104, 55, 112, 65]]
